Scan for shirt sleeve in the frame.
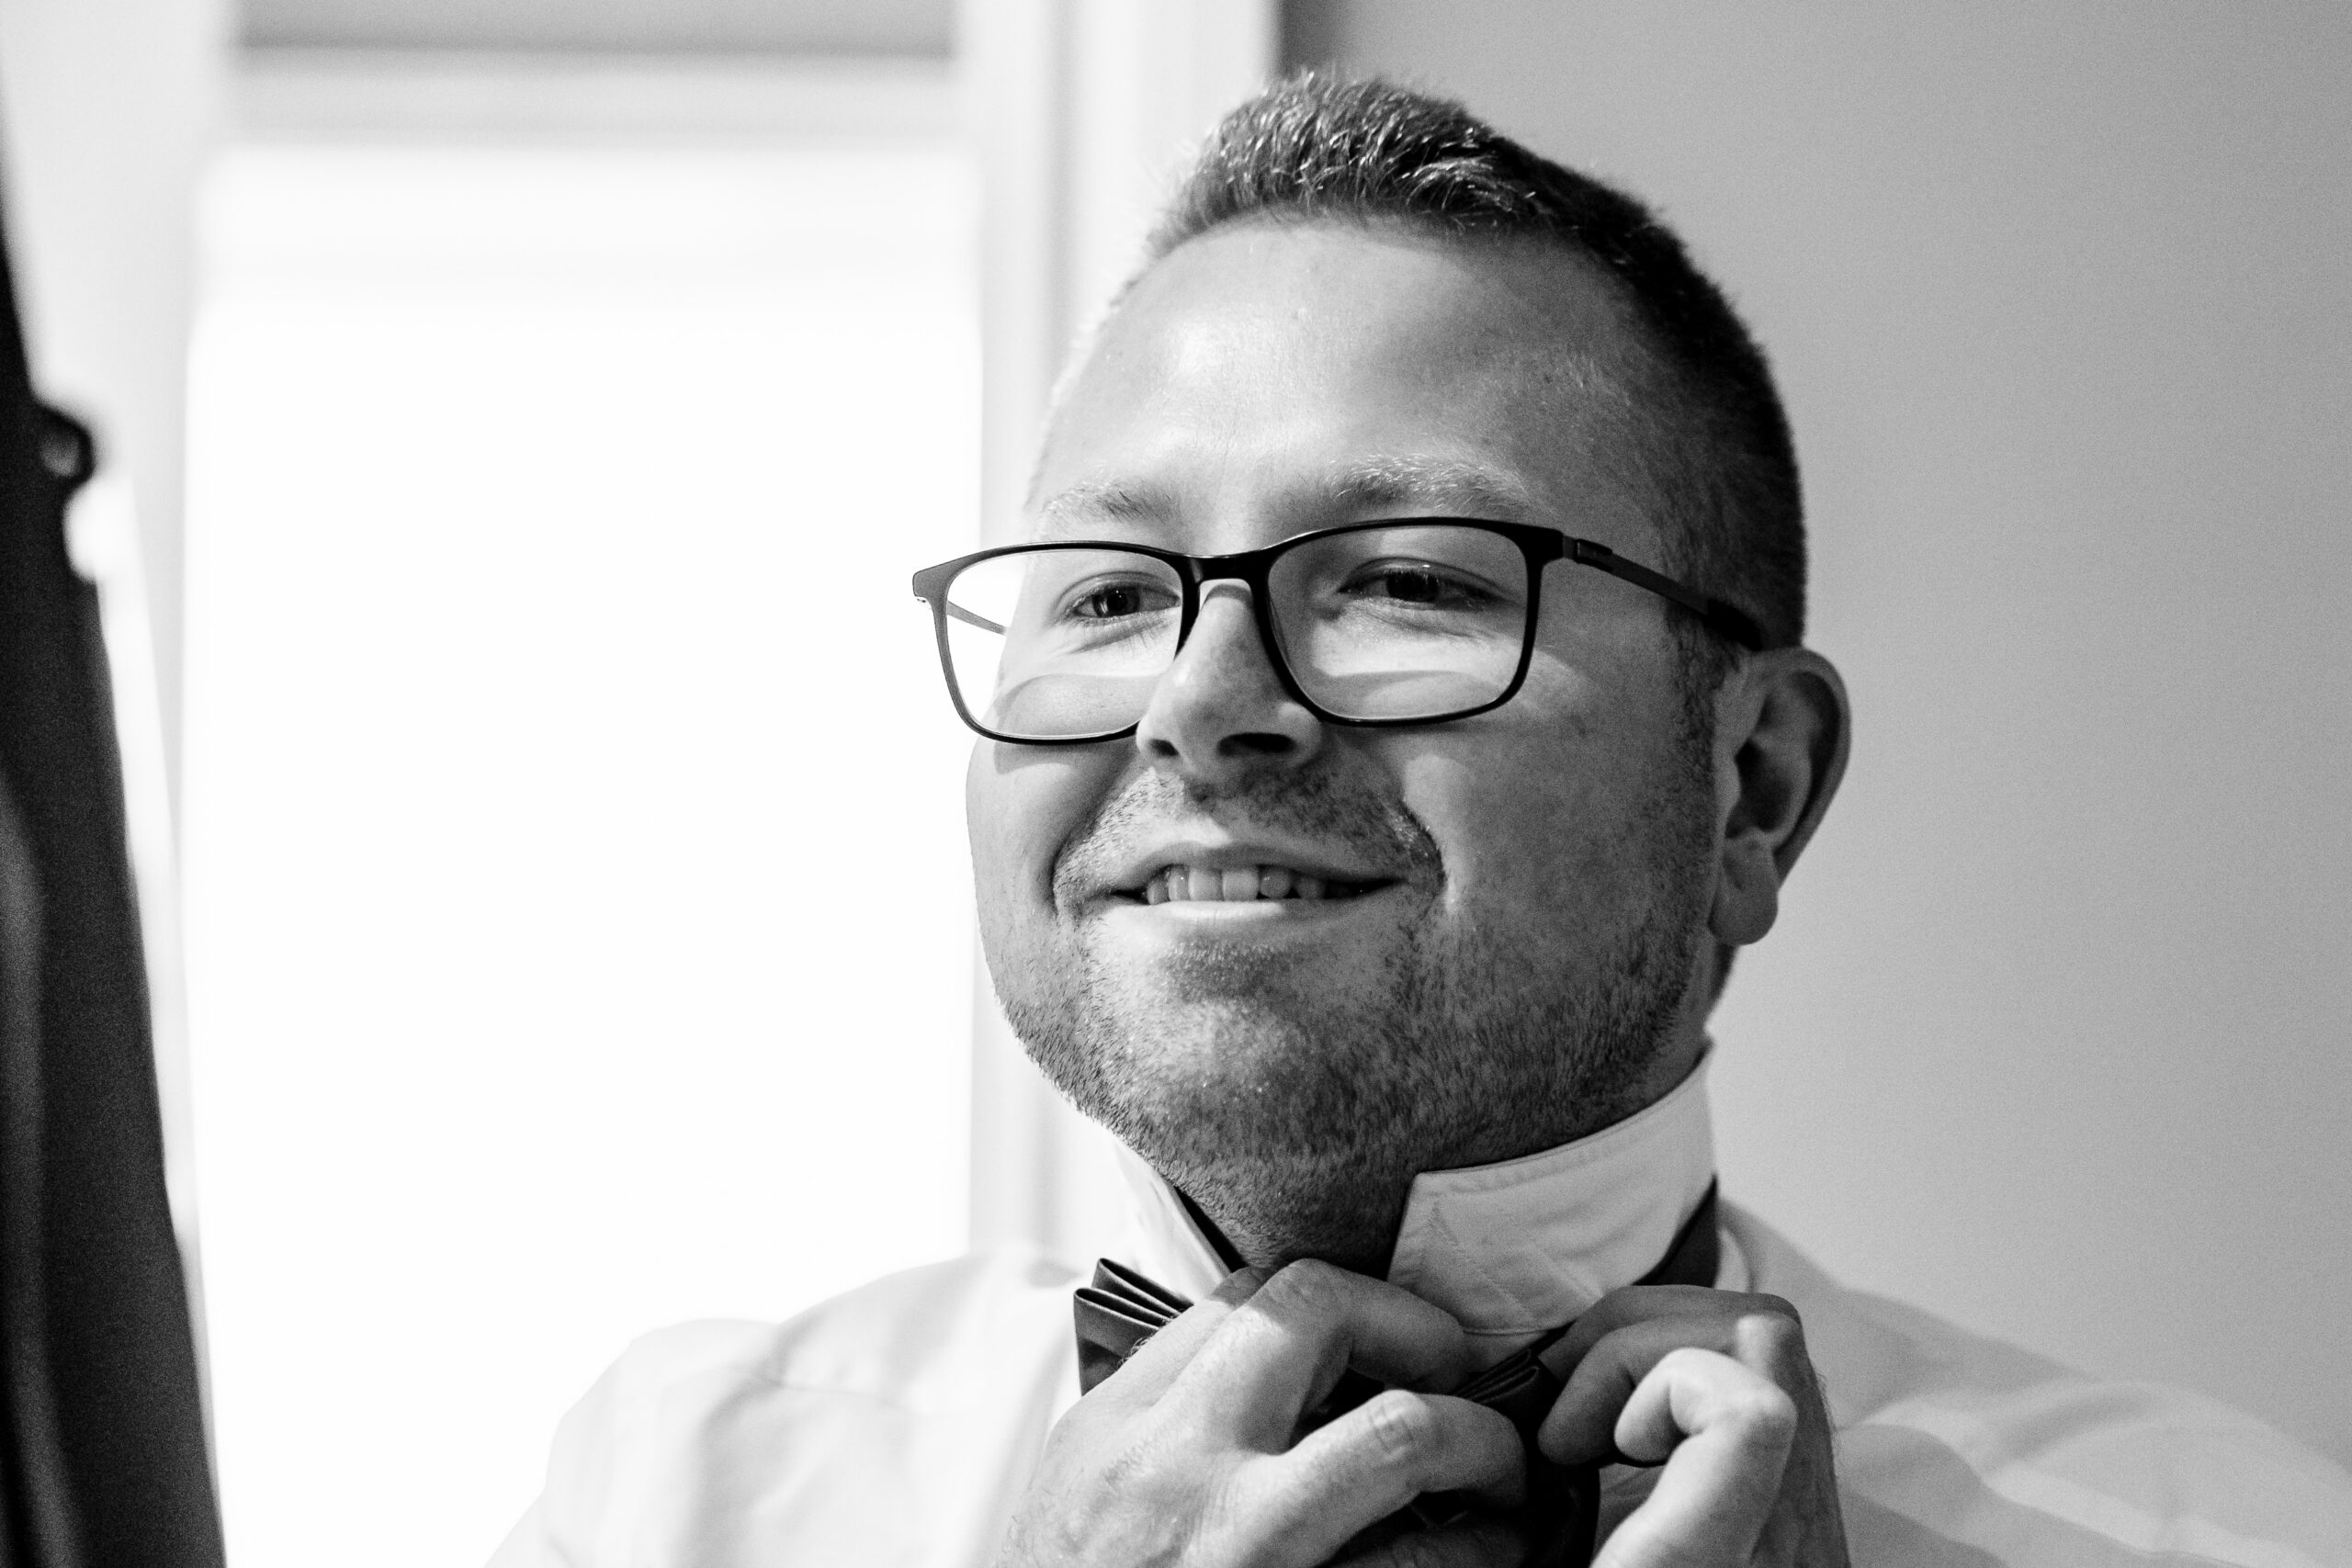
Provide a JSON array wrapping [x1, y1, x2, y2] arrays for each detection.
[[484, 1319, 782, 1568]]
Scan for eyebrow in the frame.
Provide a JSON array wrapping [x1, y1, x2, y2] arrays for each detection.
[[1320, 455, 1536, 517], [1033, 456, 1538, 540], [1035, 479, 1171, 535]]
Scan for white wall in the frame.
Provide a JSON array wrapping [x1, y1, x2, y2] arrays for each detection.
[[1290, 1, 2352, 1467]]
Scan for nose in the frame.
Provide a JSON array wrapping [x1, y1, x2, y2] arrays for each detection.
[[1133, 581, 1326, 784]]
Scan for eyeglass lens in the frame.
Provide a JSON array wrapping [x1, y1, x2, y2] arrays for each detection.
[[941, 524, 1532, 739]]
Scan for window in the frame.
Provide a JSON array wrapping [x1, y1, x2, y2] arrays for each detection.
[[182, 136, 978, 1566]]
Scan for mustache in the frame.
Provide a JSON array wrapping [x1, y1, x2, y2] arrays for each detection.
[[1056, 765, 1444, 893]]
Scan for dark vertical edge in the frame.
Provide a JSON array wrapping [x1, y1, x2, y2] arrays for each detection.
[[0, 84, 227, 1568], [0, 772, 67, 1568]]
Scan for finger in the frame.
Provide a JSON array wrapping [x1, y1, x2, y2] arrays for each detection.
[[1089, 1266, 1272, 1406], [1239, 1391, 1525, 1564], [1537, 1302, 1810, 1465], [1539, 1285, 1732, 1376], [1174, 1260, 1477, 1440], [1329, 1514, 1524, 1568], [1538, 1311, 1725, 1464], [1594, 1348, 1793, 1568]]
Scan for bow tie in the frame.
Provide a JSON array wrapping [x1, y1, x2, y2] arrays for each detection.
[[1074, 1182, 1721, 1568]]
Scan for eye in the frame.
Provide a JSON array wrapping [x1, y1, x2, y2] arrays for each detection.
[[1342, 561, 1495, 611], [1065, 577, 1177, 620], [1369, 566, 1446, 604], [1078, 583, 1145, 618]]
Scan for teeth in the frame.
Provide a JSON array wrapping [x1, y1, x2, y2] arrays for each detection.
[[1149, 864, 1360, 903]]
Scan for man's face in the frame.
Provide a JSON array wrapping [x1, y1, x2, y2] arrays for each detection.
[[969, 220, 1722, 1269]]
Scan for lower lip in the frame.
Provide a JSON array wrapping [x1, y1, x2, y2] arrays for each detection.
[[1099, 886, 1398, 928]]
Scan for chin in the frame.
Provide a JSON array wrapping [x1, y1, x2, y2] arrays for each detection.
[[1060, 986, 1430, 1174], [1104, 989, 1324, 1086], [1083, 898, 1424, 1014]]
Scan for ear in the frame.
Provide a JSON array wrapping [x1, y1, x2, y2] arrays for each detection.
[[1706, 648, 1850, 948]]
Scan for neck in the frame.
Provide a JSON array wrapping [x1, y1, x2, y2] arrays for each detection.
[[1117, 1046, 1721, 1340], [1170, 1029, 1711, 1274]]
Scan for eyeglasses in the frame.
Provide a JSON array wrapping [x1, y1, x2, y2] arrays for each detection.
[[910, 518, 1763, 746]]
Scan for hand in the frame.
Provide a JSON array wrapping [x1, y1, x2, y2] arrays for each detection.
[[1536, 1287, 1847, 1567], [999, 1259, 1528, 1568]]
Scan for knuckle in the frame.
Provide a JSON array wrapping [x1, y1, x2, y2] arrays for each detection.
[[1736, 1380, 1800, 1438], [1207, 1265, 1275, 1307], [1734, 1305, 1807, 1364], [1359, 1388, 1441, 1470], [1150, 1398, 1226, 1459], [1656, 1345, 1715, 1377], [1263, 1257, 1348, 1312], [1181, 1473, 1257, 1562]]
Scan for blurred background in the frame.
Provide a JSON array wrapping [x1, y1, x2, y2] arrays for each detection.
[[0, 1, 2343, 1563]]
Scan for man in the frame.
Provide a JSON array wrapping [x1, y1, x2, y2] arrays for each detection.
[[492, 76, 2352, 1566]]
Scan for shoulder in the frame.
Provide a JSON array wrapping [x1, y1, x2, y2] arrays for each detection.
[[490, 1249, 1086, 1568], [1723, 1201, 2352, 1566], [741, 1246, 1086, 1410]]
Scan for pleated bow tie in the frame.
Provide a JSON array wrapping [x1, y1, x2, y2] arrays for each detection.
[[1073, 1183, 1720, 1568]]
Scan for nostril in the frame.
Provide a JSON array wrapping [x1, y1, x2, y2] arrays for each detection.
[[1219, 732, 1298, 758]]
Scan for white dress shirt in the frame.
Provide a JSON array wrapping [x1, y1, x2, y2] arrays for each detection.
[[491, 1061, 2352, 1565]]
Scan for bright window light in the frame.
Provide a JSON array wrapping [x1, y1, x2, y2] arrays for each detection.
[[181, 142, 978, 1568]]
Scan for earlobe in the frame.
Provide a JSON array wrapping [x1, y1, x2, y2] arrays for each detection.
[[1711, 836, 1781, 946], [1705, 648, 1851, 950]]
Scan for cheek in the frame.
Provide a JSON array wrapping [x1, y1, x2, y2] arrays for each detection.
[[966, 744, 1124, 921], [1401, 741, 1612, 940], [1392, 671, 1682, 946]]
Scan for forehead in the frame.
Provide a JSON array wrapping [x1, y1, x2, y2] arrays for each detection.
[[1033, 218, 1663, 555]]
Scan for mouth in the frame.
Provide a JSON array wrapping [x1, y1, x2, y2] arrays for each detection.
[[1127, 863, 1398, 906]]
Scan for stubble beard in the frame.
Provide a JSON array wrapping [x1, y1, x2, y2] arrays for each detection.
[[995, 741, 1717, 1274]]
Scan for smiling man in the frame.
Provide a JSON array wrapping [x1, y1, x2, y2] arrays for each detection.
[[493, 76, 2352, 1568]]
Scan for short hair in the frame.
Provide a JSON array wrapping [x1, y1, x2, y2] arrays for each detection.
[[1145, 73, 1806, 663]]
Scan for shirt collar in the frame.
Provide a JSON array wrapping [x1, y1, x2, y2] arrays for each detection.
[[1113, 1053, 1718, 1359]]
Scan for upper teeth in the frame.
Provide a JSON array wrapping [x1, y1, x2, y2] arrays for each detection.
[[1144, 864, 1344, 904]]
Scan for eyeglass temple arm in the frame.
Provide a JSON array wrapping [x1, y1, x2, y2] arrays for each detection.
[[943, 601, 1002, 635], [911, 565, 1008, 635], [1568, 539, 1766, 651]]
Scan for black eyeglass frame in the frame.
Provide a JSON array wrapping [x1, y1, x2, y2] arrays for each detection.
[[909, 517, 1766, 747]]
